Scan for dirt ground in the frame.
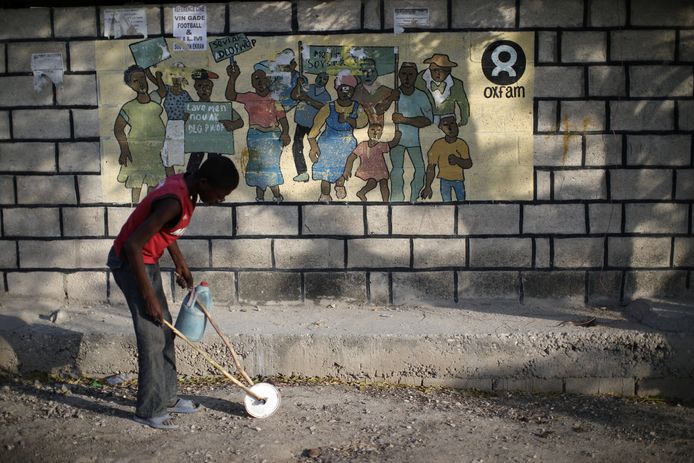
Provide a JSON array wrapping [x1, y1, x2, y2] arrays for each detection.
[[0, 374, 693, 463]]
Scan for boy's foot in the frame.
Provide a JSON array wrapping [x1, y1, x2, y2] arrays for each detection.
[[318, 193, 332, 203], [168, 398, 202, 414], [255, 196, 264, 202], [335, 185, 347, 200], [133, 413, 178, 430], [293, 172, 310, 182], [273, 194, 284, 204]]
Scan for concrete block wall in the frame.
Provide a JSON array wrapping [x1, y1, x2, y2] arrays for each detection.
[[0, 0, 692, 307]]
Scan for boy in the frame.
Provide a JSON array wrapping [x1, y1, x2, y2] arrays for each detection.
[[421, 115, 473, 202], [107, 156, 240, 429]]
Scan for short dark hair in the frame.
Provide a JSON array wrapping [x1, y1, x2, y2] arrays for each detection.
[[123, 65, 145, 84], [198, 156, 240, 191]]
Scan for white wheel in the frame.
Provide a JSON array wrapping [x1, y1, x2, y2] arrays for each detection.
[[244, 383, 281, 418]]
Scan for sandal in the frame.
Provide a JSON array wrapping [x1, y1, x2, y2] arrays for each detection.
[[133, 413, 178, 430], [168, 398, 203, 414]]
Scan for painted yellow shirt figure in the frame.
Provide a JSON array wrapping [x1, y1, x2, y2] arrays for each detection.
[[427, 137, 471, 181]]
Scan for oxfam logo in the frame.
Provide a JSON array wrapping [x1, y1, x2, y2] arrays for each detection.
[[481, 40, 526, 86]]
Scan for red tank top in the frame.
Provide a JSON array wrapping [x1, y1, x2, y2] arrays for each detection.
[[113, 174, 195, 264]]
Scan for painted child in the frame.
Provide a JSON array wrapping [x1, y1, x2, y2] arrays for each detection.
[[343, 124, 401, 202], [107, 156, 239, 430], [421, 115, 473, 202]]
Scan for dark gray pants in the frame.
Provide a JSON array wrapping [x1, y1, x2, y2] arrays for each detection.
[[109, 248, 177, 418]]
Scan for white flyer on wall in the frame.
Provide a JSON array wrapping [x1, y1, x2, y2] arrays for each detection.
[[394, 8, 429, 34], [31, 53, 64, 91], [103, 7, 148, 39], [173, 5, 207, 51]]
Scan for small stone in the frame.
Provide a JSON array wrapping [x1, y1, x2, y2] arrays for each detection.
[[306, 448, 321, 458]]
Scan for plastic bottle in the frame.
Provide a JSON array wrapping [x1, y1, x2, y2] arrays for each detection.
[[174, 282, 212, 342]]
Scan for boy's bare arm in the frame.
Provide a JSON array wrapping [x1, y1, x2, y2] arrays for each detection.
[[448, 153, 472, 169], [114, 116, 131, 166], [343, 153, 358, 179], [388, 130, 402, 149], [421, 163, 437, 199], [225, 63, 240, 101]]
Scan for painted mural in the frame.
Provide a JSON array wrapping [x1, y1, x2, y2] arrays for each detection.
[[97, 32, 534, 204]]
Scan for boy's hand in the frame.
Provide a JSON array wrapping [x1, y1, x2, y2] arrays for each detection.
[[309, 146, 320, 163], [448, 154, 458, 166], [118, 146, 133, 166], [226, 63, 240, 78], [280, 132, 291, 146], [175, 267, 194, 289], [392, 112, 405, 124], [144, 292, 164, 325], [421, 186, 433, 199]]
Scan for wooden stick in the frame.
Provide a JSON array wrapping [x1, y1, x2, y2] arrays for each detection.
[[298, 40, 303, 75], [163, 320, 263, 400], [195, 299, 255, 387]]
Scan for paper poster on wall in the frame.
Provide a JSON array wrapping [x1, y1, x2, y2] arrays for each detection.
[[103, 7, 147, 39], [31, 53, 64, 91], [173, 5, 207, 51], [394, 8, 429, 34], [129, 38, 171, 69]]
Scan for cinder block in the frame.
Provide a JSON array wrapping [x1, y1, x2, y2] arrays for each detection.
[[211, 238, 272, 268], [469, 238, 532, 268], [159, 239, 210, 268], [523, 204, 586, 234], [413, 238, 465, 268], [495, 378, 563, 393], [17, 176, 76, 205], [562, 32, 607, 63], [534, 135, 582, 166], [627, 135, 690, 166], [535, 237, 550, 268], [76, 175, 104, 204], [537, 31, 558, 63], [65, 272, 107, 303], [0, 241, 17, 268], [0, 76, 53, 107], [625, 203, 688, 234], [589, 203, 622, 234], [7, 42, 66, 73], [0, 176, 15, 205], [610, 101, 675, 131], [0, 8, 51, 40], [522, 271, 585, 299], [631, 0, 694, 26], [553, 169, 607, 200], [608, 237, 671, 268], [519, 0, 582, 27], [236, 205, 298, 235], [452, 0, 515, 28], [534, 67, 584, 98], [0, 44, 4, 73], [566, 378, 634, 396], [681, 30, 694, 61], [585, 134, 622, 166], [173, 271, 236, 305], [457, 271, 520, 300], [54, 7, 97, 37], [638, 378, 694, 401], [630, 66, 693, 98], [0, 112, 9, 140], [587, 270, 622, 305], [423, 378, 493, 391], [673, 238, 694, 267], [363, 0, 381, 30], [588, 66, 626, 97], [384, 0, 447, 29], [0, 143, 56, 172], [392, 271, 454, 305], [56, 75, 98, 106], [535, 170, 551, 200], [369, 271, 389, 304], [348, 238, 409, 268], [610, 169, 672, 200], [186, 206, 233, 236], [59, 142, 100, 173], [298, 0, 360, 31], [611, 30, 675, 61], [302, 205, 364, 235], [19, 239, 110, 269], [554, 237, 605, 268], [458, 204, 520, 235], [589, 0, 626, 26], [560, 101, 606, 131], [164, 3, 226, 35], [228, 2, 293, 32], [536, 100, 557, 132], [7, 272, 64, 298], [69, 41, 96, 72], [679, 100, 694, 132], [13, 110, 71, 140], [675, 169, 694, 199], [72, 109, 100, 138], [62, 207, 105, 237], [237, 271, 301, 303], [274, 238, 344, 269], [3, 207, 61, 237], [106, 206, 134, 236], [366, 205, 389, 235], [392, 205, 454, 235], [107, 273, 126, 305], [305, 272, 367, 301], [624, 270, 688, 299]]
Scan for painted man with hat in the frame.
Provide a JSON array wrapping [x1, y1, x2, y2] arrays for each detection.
[[415, 53, 470, 127]]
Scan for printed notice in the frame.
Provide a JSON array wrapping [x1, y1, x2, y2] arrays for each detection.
[[31, 53, 64, 91], [394, 8, 429, 34], [173, 5, 207, 51], [103, 7, 148, 39]]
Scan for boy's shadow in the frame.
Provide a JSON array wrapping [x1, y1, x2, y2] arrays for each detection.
[[194, 394, 247, 417]]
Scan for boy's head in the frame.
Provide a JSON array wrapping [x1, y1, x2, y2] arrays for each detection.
[[124, 65, 148, 94], [367, 123, 384, 141], [439, 115, 459, 137], [196, 157, 240, 205], [192, 69, 218, 101]]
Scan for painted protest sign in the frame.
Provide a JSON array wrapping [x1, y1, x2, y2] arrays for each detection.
[[302, 45, 396, 76], [184, 102, 236, 154], [173, 5, 207, 51], [209, 33, 256, 63], [129, 37, 171, 69]]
